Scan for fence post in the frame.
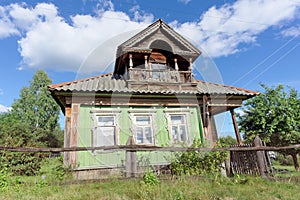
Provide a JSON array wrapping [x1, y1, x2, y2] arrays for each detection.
[[253, 136, 269, 178], [126, 136, 137, 178]]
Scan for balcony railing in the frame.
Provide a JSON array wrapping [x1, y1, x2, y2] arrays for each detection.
[[128, 68, 194, 83]]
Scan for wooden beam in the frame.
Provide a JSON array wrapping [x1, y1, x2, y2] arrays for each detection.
[[230, 108, 243, 145], [64, 106, 71, 166], [69, 103, 80, 167]]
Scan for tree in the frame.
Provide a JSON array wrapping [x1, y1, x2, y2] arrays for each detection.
[[6, 70, 63, 147], [238, 84, 300, 171]]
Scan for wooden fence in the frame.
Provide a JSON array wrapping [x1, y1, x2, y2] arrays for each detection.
[[0, 136, 299, 178]]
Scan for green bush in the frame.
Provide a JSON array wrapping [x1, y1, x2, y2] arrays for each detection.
[[0, 151, 48, 176], [170, 140, 228, 176], [38, 156, 71, 184], [142, 171, 160, 186], [0, 168, 9, 190]]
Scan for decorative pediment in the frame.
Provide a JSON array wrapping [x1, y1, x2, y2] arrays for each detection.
[[113, 19, 201, 77]]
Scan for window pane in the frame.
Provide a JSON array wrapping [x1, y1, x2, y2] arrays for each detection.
[[145, 127, 152, 144], [98, 116, 114, 126], [136, 127, 143, 144], [172, 126, 178, 141], [179, 125, 187, 142], [97, 127, 115, 146], [171, 115, 184, 124], [136, 116, 150, 125]]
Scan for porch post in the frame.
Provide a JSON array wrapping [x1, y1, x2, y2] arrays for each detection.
[[189, 58, 193, 71], [174, 58, 179, 71], [129, 54, 133, 68], [144, 55, 148, 69], [64, 106, 71, 166], [230, 108, 243, 145]]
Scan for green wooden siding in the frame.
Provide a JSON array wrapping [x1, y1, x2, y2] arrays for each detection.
[[77, 106, 203, 169]]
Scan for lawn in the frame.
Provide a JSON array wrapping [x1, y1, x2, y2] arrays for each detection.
[[1, 173, 299, 200]]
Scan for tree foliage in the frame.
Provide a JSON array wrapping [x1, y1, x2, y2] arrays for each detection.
[[0, 70, 63, 147], [238, 84, 300, 170]]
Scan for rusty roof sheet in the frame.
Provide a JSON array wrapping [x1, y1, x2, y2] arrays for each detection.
[[49, 73, 258, 96]]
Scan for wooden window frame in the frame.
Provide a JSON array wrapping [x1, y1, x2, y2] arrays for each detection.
[[164, 108, 191, 145], [128, 109, 157, 145], [91, 109, 121, 153]]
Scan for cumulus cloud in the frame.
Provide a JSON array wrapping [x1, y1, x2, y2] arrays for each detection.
[[0, 5, 19, 38], [14, 3, 153, 73], [0, 0, 299, 73], [0, 104, 11, 113], [173, 0, 300, 57]]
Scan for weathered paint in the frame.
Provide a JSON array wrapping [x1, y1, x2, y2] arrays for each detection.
[[77, 105, 203, 169]]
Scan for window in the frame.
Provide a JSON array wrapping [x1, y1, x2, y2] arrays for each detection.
[[164, 108, 191, 145], [135, 116, 153, 144], [91, 108, 121, 148], [128, 109, 156, 145], [170, 115, 188, 143], [95, 116, 116, 146]]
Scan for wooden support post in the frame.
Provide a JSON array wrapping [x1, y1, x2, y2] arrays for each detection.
[[174, 58, 178, 71], [144, 55, 148, 69], [253, 136, 269, 178], [126, 136, 137, 178], [202, 95, 208, 127], [64, 107, 71, 166], [230, 108, 243, 145], [69, 104, 79, 167], [189, 58, 193, 71], [129, 54, 133, 69]]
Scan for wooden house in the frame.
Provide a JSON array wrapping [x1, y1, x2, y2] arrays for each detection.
[[49, 19, 258, 178]]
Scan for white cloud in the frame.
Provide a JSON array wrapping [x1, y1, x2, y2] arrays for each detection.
[[1, 0, 300, 73], [172, 0, 300, 57], [0, 5, 19, 38], [177, 0, 191, 5], [0, 104, 11, 113], [11, 3, 153, 73], [281, 25, 300, 37]]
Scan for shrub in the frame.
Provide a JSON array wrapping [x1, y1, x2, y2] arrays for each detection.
[[0, 151, 48, 176], [38, 156, 71, 184], [170, 140, 228, 176], [142, 171, 160, 186], [0, 168, 9, 190]]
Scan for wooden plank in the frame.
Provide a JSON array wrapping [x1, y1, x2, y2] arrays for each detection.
[[230, 108, 243, 145], [254, 136, 269, 178], [1, 144, 299, 153], [64, 106, 71, 165], [69, 103, 80, 167]]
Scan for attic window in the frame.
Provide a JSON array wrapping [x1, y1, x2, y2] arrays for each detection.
[[149, 40, 172, 53]]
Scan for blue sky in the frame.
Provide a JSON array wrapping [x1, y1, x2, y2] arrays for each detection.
[[0, 0, 300, 136]]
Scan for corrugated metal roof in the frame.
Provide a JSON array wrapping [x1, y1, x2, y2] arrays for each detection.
[[49, 73, 258, 96]]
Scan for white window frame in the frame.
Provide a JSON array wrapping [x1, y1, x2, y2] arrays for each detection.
[[128, 109, 156, 145], [164, 108, 191, 145], [91, 109, 121, 150]]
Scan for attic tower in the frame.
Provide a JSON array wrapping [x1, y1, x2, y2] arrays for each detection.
[[113, 19, 201, 90]]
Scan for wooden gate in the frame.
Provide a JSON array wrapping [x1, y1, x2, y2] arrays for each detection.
[[230, 136, 271, 177]]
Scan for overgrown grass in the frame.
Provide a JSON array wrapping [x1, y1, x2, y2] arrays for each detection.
[[1, 174, 300, 200]]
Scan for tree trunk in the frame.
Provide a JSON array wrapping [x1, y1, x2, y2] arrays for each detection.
[[291, 153, 299, 172]]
